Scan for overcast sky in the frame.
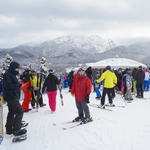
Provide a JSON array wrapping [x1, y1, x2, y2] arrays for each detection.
[[0, 0, 150, 48]]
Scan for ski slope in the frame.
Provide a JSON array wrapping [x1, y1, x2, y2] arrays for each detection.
[[1, 88, 150, 150]]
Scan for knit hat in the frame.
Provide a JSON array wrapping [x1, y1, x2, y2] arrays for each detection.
[[49, 69, 55, 74], [106, 65, 111, 70]]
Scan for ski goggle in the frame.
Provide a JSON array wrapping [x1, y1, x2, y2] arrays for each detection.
[[78, 68, 85, 71]]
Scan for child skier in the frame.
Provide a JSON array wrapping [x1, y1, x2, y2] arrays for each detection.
[[95, 74, 101, 99]]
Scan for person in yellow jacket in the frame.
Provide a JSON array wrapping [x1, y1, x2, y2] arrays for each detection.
[[96, 65, 117, 108], [30, 70, 46, 108]]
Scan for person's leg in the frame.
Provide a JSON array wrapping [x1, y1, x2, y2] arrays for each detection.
[[108, 88, 112, 104], [22, 91, 31, 111], [5, 102, 14, 134], [140, 84, 143, 97], [75, 100, 84, 118], [80, 99, 90, 119], [101, 88, 107, 105], [136, 84, 140, 96], [50, 91, 57, 111], [6, 100, 24, 133]]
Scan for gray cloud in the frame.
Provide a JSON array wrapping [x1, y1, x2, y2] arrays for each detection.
[[0, 0, 150, 48]]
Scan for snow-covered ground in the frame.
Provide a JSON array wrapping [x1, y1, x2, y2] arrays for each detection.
[[1, 88, 150, 150]]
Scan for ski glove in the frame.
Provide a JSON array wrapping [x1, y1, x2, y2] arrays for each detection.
[[85, 93, 90, 103]]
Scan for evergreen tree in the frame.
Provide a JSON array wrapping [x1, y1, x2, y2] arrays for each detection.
[[32, 55, 48, 78], [0, 54, 13, 79]]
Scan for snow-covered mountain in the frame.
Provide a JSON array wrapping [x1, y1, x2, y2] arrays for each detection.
[[53, 35, 120, 54], [0, 35, 150, 67]]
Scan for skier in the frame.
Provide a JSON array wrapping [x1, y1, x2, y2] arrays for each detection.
[[135, 66, 145, 98], [96, 65, 117, 108], [42, 69, 60, 113], [3, 61, 27, 136], [71, 67, 93, 124], [30, 70, 46, 108], [68, 70, 74, 92], [95, 74, 101, 99], [20, 68, 32, 112], [124, 71, 133, 100], [116, 68, 122, 91], [143, 69, 149, 91]]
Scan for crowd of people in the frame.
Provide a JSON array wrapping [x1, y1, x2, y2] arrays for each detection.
[[1, 60, 149, 140]]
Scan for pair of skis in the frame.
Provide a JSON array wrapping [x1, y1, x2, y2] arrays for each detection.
[[36, 73, 43, 112], [53, 120, 91, 130], [90, 104, 125, 111]]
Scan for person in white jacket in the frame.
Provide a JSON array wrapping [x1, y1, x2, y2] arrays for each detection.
[[143, 70, 150, 91]]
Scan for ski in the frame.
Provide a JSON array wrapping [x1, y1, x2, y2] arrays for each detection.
[[12, 134, 27, 143], [105, 105, 125, 108], [53, 121, 73, 126], [59, 85, 64, 106], [63, 123, 81, 130], [36, 73, 43, 112], [62, 121, 92, 130], [90, 104, 113, 111], [36, 73, 39, 112]]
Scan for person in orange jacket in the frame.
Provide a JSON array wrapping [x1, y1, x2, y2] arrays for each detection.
[[20, 68, 32, 112]]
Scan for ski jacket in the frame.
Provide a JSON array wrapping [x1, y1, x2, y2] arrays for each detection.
[[20, 80, 31, 92], [71, 74, 91, 101], [135, 69, 145, 84], [85, 67, 92, 79], [3, 62, 22, 101], [144, 72, 149, 81], [97, 70, 117, 88], [126, 74, 133, 87], [42, 73, 60, 92], [30, 75, 42, 90]]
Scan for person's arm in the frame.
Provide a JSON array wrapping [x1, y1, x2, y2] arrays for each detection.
[[3, 74, 21, 90]]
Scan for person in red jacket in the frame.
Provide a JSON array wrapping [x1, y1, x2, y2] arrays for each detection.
[[71, 67, 93, 124]]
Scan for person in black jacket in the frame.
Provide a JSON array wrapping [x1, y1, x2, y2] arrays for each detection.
[[3, 61, 27, 136], [85, 66, 92, 80], [68, 70, 74, 92], [135, 66, 145, 98], [42, 69, 60, 113]]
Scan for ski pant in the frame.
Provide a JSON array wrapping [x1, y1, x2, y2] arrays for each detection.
[[143, 80, 149, 91], [132, 80, 136, 92], [117, 81, 121, 91], [5, 100, 24, 133], [123, 85, 127, 96], [47, 91, 57, 111], [75, 99, 90, 119], [96, 87, 101, 97], [22, 91, 31, 111], [69, 80, 73, 90], [125, 86, 132, 99], [137, 84, 143, 97], [101, 88, 112, 105], [111, 87, 115, 98]]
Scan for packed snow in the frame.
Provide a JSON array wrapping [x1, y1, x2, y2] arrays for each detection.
[[1, 88, 150, 150]]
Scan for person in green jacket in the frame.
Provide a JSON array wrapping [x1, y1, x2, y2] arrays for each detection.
[[96, 65, 117, 108]]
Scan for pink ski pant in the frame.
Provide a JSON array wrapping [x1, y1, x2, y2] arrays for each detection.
[[47, 91, 57, 111]]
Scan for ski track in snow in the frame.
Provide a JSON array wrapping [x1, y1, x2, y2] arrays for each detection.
[[1, 89, 150, 150]]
